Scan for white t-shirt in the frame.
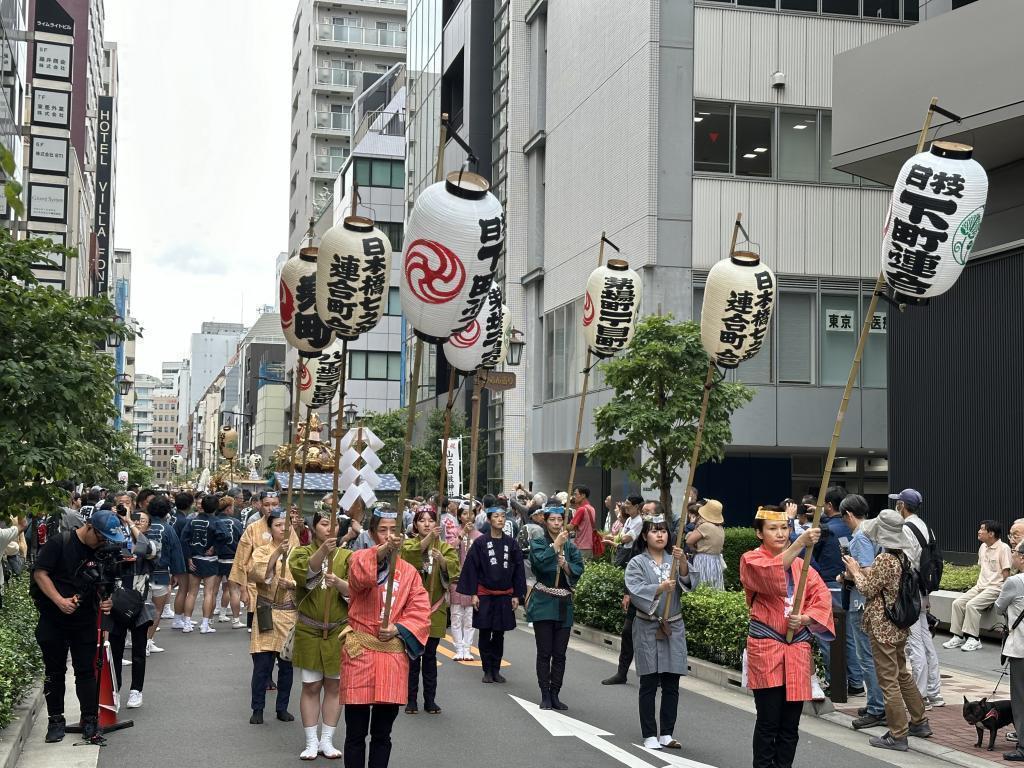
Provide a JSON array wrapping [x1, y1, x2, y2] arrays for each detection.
[[903, 514, 928, 569], [621, 514, 644, 548]]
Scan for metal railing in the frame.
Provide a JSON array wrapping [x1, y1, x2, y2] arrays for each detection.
[[316, 23, 407, 48], [315, 111, 354, 132], [315, 155, 347, 175], [315, 67, 360, 88]]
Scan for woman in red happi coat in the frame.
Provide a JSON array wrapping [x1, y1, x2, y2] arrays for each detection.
[[741, 506, 834, 768]]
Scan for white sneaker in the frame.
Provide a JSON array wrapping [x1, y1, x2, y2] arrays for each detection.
[[929, 695, 946, 708], [161, 604, 175, 619], [942, 636, 964, 649], [171, 616, 185, 630], [231, 618, 245, 629], [961, 637, 983, 652], [643, 737, 662, 750], [200, 624, 217, 634], [319, 741, 341, 759], [182, 620, 194, 633], [126, 690, 143, 709], [146, 639, 164, 654], [218, 613, 231, 623]]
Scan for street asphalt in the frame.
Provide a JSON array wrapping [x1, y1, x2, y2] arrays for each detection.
[[17, 610, 951, 768]]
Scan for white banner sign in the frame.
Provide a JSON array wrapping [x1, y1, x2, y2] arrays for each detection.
[[32, 88, 70, 127], [442, 437, 462, 499], [824, 308, 854, 333], [31, 136, 69, 174]]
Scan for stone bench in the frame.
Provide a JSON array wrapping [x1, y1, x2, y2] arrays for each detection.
[[928, 589, 1005, 639]]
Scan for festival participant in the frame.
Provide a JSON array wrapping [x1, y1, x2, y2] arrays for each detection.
[[216, 495, 245, 625], [400, 506, 459, 714], [625, 514, 695, 751], [179, 494, 226, 634], [457, 505, 527, 684], [741, 506, 834, 768], [339, 505, 430, 768], [446, 502, 481, 661], [527, 505, 584, 711], [248, 507, 297, 725], [231, 490, 295, 633], [289, 510, 352, 760]]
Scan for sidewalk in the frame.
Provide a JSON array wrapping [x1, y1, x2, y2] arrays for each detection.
[[833, 630, 1015, 765]]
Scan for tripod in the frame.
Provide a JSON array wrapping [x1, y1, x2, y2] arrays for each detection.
[[65, 592, 134, 745]]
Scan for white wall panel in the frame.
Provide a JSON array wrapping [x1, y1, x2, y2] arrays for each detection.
[[832, 186, 862, 276], [777, 15, 807, 106], [693, 177, 721, 267], [694, 8, 722, 99], [748, 12, 779, 106], [749, 182, 778, 265], [719, 180, 750, 261], [721, 11, 752, 103], [805, 187, 833, 276], [860, 189, 889, 276], [776, 184, 807, 274], [804, 19, 833, 108]]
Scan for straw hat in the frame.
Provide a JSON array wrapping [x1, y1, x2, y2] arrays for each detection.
[[698, 499, 724, 525]]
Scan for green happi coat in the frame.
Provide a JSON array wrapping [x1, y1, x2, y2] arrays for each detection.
[[526, 536, 584, 627], [400, 537, 460, 638], [287, 543, 352, 676]]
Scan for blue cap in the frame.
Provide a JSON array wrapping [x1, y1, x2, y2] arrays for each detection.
[[90, 510, 127, 544], [888, 489, 923, 509]]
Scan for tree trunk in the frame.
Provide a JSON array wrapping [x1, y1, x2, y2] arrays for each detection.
[[658, 446, 672, 520]]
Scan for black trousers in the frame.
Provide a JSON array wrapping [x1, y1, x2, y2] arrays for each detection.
[[534, 620, 570, 692], [108, 621, 152, 692], [638, 672, 680, 739], [478, 629, 506, 675], [408, 636, 441, 705], [250, 651, 293, 712], [752, 685, 804, 768], [615, 603, 637, 676], [344, 703, 399, 768], [35, 616, 98, 719]]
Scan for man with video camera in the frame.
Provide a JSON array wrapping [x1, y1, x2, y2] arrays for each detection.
[[31, 509, 126, 743]]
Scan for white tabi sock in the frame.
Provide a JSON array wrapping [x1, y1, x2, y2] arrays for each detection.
[[301, 726, 319, 760], [319, 725, 341, 758]]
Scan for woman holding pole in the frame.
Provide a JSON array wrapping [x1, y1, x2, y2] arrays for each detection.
[[288, 510, 352, 760], [400, 505, 459, 714]]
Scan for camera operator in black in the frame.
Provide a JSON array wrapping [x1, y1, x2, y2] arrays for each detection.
[[31, 510, 125, 743]]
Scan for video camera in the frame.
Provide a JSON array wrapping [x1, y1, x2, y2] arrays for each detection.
[[75, 541, 136, 600]]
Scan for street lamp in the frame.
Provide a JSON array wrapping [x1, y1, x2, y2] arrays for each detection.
[[115, 373, 132, 396], [107, 315, 124, 349], [506, 328, 525, 367], [343, 403, 359, 429]]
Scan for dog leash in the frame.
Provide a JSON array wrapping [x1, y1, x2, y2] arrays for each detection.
[[994, 665, 1009, 696]]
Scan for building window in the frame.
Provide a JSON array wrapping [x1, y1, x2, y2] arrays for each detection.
[[354, 158, 403, 189], [694, 101, 732, 174], [779, 292, 814, 384], [862, 297, 887, 387], [778, 108, 818, 182], [707, 0, 916, 19], [349, 350, 401, 381], [819, 293, 859, 385], [378, 221, 404, 250], [542, 301, 582, 401], [386, 286, 401, 316], [736, 106, 773, 178]]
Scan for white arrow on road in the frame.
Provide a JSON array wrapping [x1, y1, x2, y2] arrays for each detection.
[[510, 695, 718, 768]]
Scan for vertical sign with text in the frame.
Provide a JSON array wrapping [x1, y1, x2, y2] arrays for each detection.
[[93, 95, 113, 296]]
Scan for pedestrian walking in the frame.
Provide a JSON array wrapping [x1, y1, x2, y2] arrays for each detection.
[[844, 509, 933, 751], [400, 505, 459, 714], [527, 505, 584, 711], [741, 507, 834, 768], [289, 510, 352, 760], [143, 496, 185, 651], [216, 494, 245, 624], [248, 507, 297, 725], [340, 505, 430, 768], [685, 498, 726, 590], [625, 514, 696, 751], [179, 494, 226, 634], [446, 503, 481, 660], [944, 519, 1012, 652], [456, 505, 527, 684], [231, 491, 297, 633]]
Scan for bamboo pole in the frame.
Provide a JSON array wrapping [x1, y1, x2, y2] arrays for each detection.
[[296, 405, 314, 512], [322, 341, 348, 639], [438, 367, 458, 502], [284, 362, 302, 515], [383, 113, 449, 627], [787, 98, 937, 641], [468, 374, 483, 502]]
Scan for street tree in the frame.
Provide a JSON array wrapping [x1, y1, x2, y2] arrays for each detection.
[[587, 314, 754, 519], [359, 408, 435, 497]]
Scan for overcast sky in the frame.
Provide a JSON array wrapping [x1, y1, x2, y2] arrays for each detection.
[[105, 1, 295, 377]]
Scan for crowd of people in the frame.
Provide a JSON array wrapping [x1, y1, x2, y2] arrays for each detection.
[[15, 477, 1024, 766]]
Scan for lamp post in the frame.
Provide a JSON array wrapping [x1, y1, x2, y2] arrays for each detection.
[[506, 328, 525, 367], [343, 403, 359, 430], [115, 373, 132, 396], [107, 314, 124, 350]]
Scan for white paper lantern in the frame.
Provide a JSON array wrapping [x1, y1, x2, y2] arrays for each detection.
[[316, 216, 393, 340], [280, 248, 336, 353], [701, 251, 776, 369], [298, 342, 345, 409], [582, 259, 642, 359], [881, 141, 988, 302], [442, 282, 509, 374], [219, 426, 238, 460], [400, 171, 505, 343]]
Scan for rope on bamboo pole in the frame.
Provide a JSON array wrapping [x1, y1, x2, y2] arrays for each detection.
[[284, 362, 302, 515]]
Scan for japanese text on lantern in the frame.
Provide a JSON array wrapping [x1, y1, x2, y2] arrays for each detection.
[[479, 288, 504, 368], [716, 270, 773, 368], [595, 276, 636, 352], [885, 163, 962, 297], [325, 237, 387, 334], [295, 273, 333, 348], [312, 353, 344, 408], [457, 215, 506, 326]]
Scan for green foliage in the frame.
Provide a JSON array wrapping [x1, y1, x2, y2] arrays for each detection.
[[0, 145, 23, 219], [94, 425, 155, 489], [723, 527, 761, 591], [680, 587, 750, 670], [359, 408, 434, 497], [0, 226, 132, 516], [0, 578, 43, 729], [573, 560, 626, 634], [588, 315, 754, 514], [940, 563, 980, 592]]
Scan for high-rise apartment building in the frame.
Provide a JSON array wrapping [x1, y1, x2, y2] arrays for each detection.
[[150, 389, 178, 486], [132, 372, 160, 463], [0, 1, 29, 229], [287, 0, 407, 258], [187, 321, 246, 413]]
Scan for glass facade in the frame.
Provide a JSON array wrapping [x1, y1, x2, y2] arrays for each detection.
[[405, 0, 443, 206], [0, 0, 26, 226]]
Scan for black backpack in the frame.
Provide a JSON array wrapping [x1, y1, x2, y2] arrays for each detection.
[[904, 522, 943, 595], [882, 552, 922, 629]]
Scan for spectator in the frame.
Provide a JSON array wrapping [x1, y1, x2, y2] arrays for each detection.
[[601, 496, 646, 686], [844, 509, 932, 751], [894, 489, 944, 708], [0, 516, 29, 598], [567, 484, 597, 562], [943, 519, 1012, 652], [1011, 518, 1024, 575], [685, 499, 726, 590], [602, 494, 615, 532], [840, 494, 886, 730], [811, 485, 863, 696], [995, 542, 1024, 763]]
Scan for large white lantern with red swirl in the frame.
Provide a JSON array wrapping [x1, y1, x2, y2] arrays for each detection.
[[315, 216, 393, 340], [400, 171, 505, 343], [280, 247, 336, 353], [582, 259, 642, 359], [881, 141, 988, 302], [298, 342, 345, 409], [442, 282, 509, 374], [701, 251, 776, 369]]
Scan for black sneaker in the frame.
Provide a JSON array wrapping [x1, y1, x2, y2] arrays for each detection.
[[869, 731, 908, 751], [848, 685, 866, 696], [1004, 748, 1024, 761], [81, 716, 99, 742], [908, 720, 933, 738], [857, 706, 869, 717], [44, 715, 65, 743], [852, 712, 885, 730], [602, 673, 628, 685]]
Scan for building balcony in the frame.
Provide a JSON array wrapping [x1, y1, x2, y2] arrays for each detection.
[[317, 0, 407, 14], [313, 111, 354, 136], [314, 155, 348, 177], [314, 67, 360, 91], [316, 23, 406, 51]]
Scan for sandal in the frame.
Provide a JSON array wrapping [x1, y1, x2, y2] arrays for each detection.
[[405, 705, 418, 714], [662, 739, 682, 750], [425, 703, 441, 714]]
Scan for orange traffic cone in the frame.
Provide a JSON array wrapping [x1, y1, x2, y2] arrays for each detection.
[[98, 641, 133, 733]]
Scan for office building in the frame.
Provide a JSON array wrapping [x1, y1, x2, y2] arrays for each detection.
[[151, 389, 178, 486], [187, 321, 246, 413], [131, 372, 160, 463]]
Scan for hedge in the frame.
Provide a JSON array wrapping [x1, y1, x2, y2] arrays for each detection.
[[0, 577, 42, 730], [723, 527, 760, 591], [940, 564, 980, 592], [574, 560, 626, 634]]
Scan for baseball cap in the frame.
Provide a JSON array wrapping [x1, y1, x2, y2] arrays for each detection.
[[887, 489, 922, 509], [89, 510, 127, 544]]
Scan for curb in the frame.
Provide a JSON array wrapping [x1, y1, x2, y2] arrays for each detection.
[[0, 684, 43, 768]]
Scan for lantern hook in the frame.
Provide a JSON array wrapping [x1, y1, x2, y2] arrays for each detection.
[[305, 216, 316, 248], [441, 114, 479, 171], [600, 234, 621, 253]]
